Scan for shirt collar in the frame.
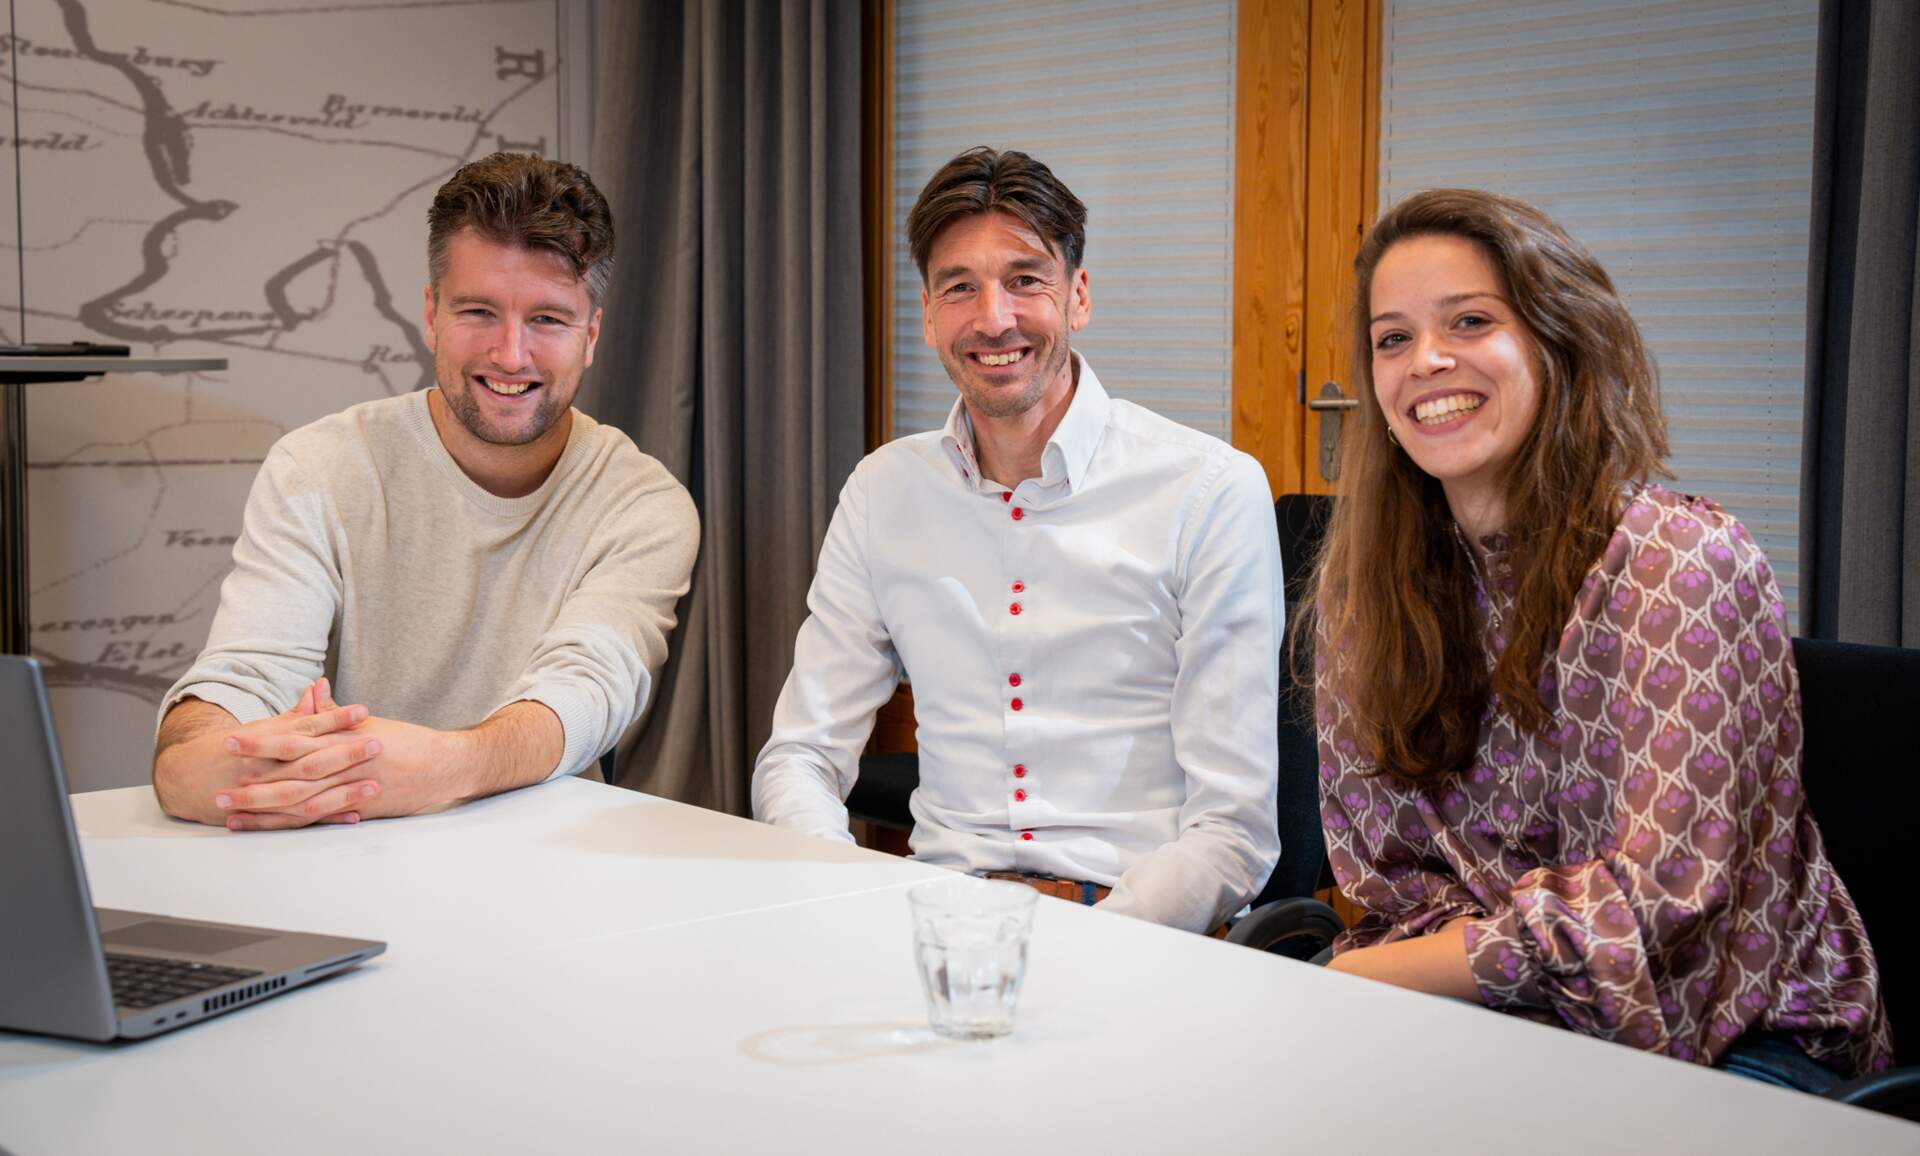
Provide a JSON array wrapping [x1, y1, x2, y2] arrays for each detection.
[[938, 352, 1111, 493], [939, 398, 980, 484]]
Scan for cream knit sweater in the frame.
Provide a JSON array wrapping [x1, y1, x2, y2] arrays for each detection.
[[161, 388, 698, 779]]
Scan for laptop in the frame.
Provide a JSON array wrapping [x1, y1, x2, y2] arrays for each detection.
[[0, 656, 385, 1041]]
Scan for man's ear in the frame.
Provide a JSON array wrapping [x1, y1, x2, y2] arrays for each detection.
[[921, 284, 936, 348], [582, 306, 603, 368], [421, 285, 438, 352], [1068, 266, 1091, 333]]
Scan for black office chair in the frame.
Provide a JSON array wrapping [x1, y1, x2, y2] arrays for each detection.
[[847, 749, 918, 831], [1260, 492, 1338, 926], [1225, 663, 1344, 957], [1790, 637, 1920, 1119], [1273, 491, 1334, 611], [1223, 495, 1345, 958]]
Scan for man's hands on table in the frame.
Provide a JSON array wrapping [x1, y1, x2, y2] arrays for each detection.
[[154, 680, 454, 830], [152, 679, 383, 830], [223, 714, 473, 830], [153, 679, 565, 831]]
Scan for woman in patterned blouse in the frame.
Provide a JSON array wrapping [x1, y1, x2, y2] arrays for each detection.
[[1308, 188, 1891, 1085]]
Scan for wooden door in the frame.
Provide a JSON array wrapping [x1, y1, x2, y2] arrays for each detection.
[[1232, 0, 1380, 498]]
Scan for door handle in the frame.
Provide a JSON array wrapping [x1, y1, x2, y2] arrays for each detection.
[[1309, 381, 1356, 480]]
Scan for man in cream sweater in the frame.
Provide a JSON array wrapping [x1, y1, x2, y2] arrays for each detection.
[[152, 153, 697, 832]]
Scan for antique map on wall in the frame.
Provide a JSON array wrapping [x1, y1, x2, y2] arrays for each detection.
[[4, 0, 574, 788]]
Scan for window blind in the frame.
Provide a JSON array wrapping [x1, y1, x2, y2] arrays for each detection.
[[1380, 0, 1816, 624], [891, 0, 1238, 440]]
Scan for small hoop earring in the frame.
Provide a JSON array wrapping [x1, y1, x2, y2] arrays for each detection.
[[1387, 426, 1400, 447]]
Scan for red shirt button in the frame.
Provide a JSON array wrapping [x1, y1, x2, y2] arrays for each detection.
[[1001, 491, 1011, 503], [1013, 764, 1027, 778], [1011, 508, 1024, 522], [1009, 602, 1022, 616], [1014, 789, 1027, 802], [1011, 581, 1024, 593], [1010, 697, 1023, 711], [1008, 673, 1021, 687], [1020, 832, 1034, 841]]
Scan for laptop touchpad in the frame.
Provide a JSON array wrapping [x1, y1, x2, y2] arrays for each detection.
[[102, 920, 272, 956]]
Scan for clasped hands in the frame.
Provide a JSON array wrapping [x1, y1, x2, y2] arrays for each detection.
[[153, 678, 462, 832]]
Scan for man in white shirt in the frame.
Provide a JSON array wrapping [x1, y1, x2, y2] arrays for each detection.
[[151, 153, 697, 832], [753, 147, 1281, 933]]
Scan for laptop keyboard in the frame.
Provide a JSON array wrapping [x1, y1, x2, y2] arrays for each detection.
[[106, 953, 260, 1009]]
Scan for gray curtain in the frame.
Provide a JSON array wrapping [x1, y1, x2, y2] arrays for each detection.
[[583, 0, 865, 811], [1801, 0, 1919, 645]]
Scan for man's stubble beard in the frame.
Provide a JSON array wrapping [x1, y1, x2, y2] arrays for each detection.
[[437, 363, 565, 447], [946, 334, 1071, 421]]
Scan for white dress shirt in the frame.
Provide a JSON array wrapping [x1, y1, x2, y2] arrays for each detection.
[[752, 357, 1282, 932]]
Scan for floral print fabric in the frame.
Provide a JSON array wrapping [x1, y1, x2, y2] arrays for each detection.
[[1317, 487, 1892, 1074]]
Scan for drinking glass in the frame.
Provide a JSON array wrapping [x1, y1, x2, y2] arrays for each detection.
[[907, 876, 1037, 1040]]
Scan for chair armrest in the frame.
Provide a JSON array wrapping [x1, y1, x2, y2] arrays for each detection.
[[1226, 897, 1345, 960], [1823, 1066, 1920, 1121]]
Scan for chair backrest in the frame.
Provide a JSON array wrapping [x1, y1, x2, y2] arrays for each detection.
[[1275, 492, 1332, 610], [1792, 636, 1920, 1062], [848, 750, 919, 831], [1254, 494, 1335, 908]]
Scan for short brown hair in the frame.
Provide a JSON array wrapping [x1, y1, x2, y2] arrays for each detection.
[[1310, 188, 1670, 785], [427, 152, 615, 304], [906, 147, 1087, 281]]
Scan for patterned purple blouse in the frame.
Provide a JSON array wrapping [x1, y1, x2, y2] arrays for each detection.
[[1317, 486, 1892, 1074]]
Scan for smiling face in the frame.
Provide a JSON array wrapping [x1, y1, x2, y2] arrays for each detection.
[[920, 210, 1090, 422], [1367, 233, 1542, 534], [422, 228, 602, 454]]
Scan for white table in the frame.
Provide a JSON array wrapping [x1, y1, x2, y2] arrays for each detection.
[[57, 777, 944, 955], [2, 778, 1914, 1154]]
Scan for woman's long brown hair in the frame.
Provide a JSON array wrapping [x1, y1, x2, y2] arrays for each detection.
[[1306, 189, 1670, 785]]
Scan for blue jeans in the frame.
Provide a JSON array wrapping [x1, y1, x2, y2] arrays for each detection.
[[1717, 1031, 1845, 1094]]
